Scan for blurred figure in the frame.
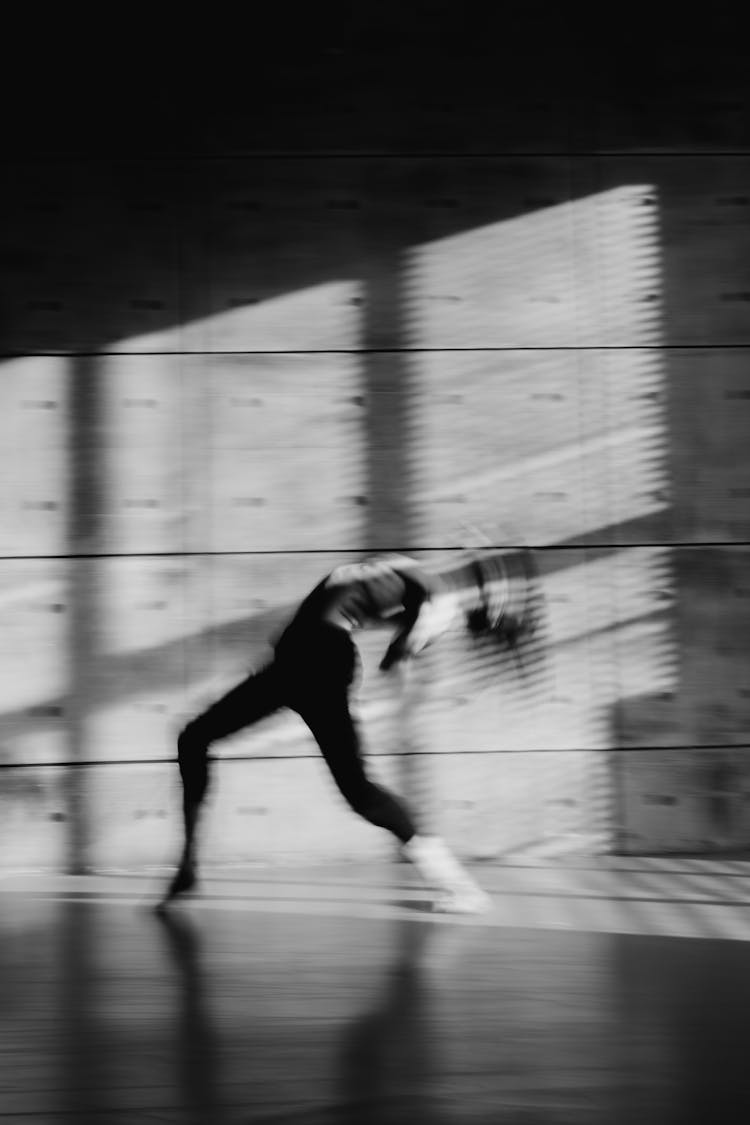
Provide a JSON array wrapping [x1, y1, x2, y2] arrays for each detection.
[[159, 550, 541, 914]]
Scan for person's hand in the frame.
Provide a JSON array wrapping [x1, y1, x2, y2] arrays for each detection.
[[379, 635, 411, 671]]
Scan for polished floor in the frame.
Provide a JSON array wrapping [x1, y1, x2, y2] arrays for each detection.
[[3, 857, 750, 1124]]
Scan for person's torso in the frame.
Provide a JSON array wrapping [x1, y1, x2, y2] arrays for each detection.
[[276, 557, 417, 645]]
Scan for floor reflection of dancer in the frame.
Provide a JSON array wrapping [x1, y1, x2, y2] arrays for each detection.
[[338, 920, 437, 1122], [159, 550, 540, 914], [338, 919, 484, 1122]]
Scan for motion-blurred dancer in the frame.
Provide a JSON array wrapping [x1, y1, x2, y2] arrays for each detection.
[[159, 550, 541, 914]]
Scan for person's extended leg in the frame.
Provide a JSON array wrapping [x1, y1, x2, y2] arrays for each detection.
[[392, 661, 492, 912], [296, 686, 490, 914], [297, 690, 417, 844], [286, 625, 491, 913], [160, 665, 284, 905], [280, 625, 417, 844]]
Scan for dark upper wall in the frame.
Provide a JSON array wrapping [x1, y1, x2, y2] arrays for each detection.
[[3, 6, 748, 358], [3, 7, 748, 159]]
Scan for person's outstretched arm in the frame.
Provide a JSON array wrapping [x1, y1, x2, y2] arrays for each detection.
[[379, 564, 456, 671]]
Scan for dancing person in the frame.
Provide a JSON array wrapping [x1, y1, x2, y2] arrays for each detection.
[[159, 549, 540, 913]]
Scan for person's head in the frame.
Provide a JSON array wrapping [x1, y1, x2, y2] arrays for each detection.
[[441, 546, 545, 648], [437, 553, 510, 633], [437, 547, 547, 684], [465, 553, 512, 636]]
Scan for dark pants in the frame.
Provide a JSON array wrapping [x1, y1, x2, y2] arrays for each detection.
[[177, 624, 416, 844]]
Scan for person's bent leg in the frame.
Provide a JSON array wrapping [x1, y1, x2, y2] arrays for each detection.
[[172, 716, 211, 885], [161, 665, 284, 906]]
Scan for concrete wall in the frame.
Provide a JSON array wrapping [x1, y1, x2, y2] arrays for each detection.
[[1, 11, 748, 868]]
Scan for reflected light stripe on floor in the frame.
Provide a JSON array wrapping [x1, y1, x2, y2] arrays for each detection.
[[5, 862, 750, 941]]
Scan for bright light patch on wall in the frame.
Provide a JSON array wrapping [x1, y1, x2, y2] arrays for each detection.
[[405, 187, 667, 545], [404, 185, 662, 349], [189, 279, 363, 352], [108, 280, 364, 355], [413, 350, 667, 545], [0, 355, 69, 558], [0, 356, 69, 718]]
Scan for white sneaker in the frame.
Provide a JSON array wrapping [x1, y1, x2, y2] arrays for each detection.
[[403, 835, 492, 914], [403, 834, 463, 884], [433, 885, 493, 914]]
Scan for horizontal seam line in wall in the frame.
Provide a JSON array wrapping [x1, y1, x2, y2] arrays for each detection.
[[4, 745, 750, 767], [3, 345, 750, 359], [1, 543, 749, 561], [7, 150, 750, 163]]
